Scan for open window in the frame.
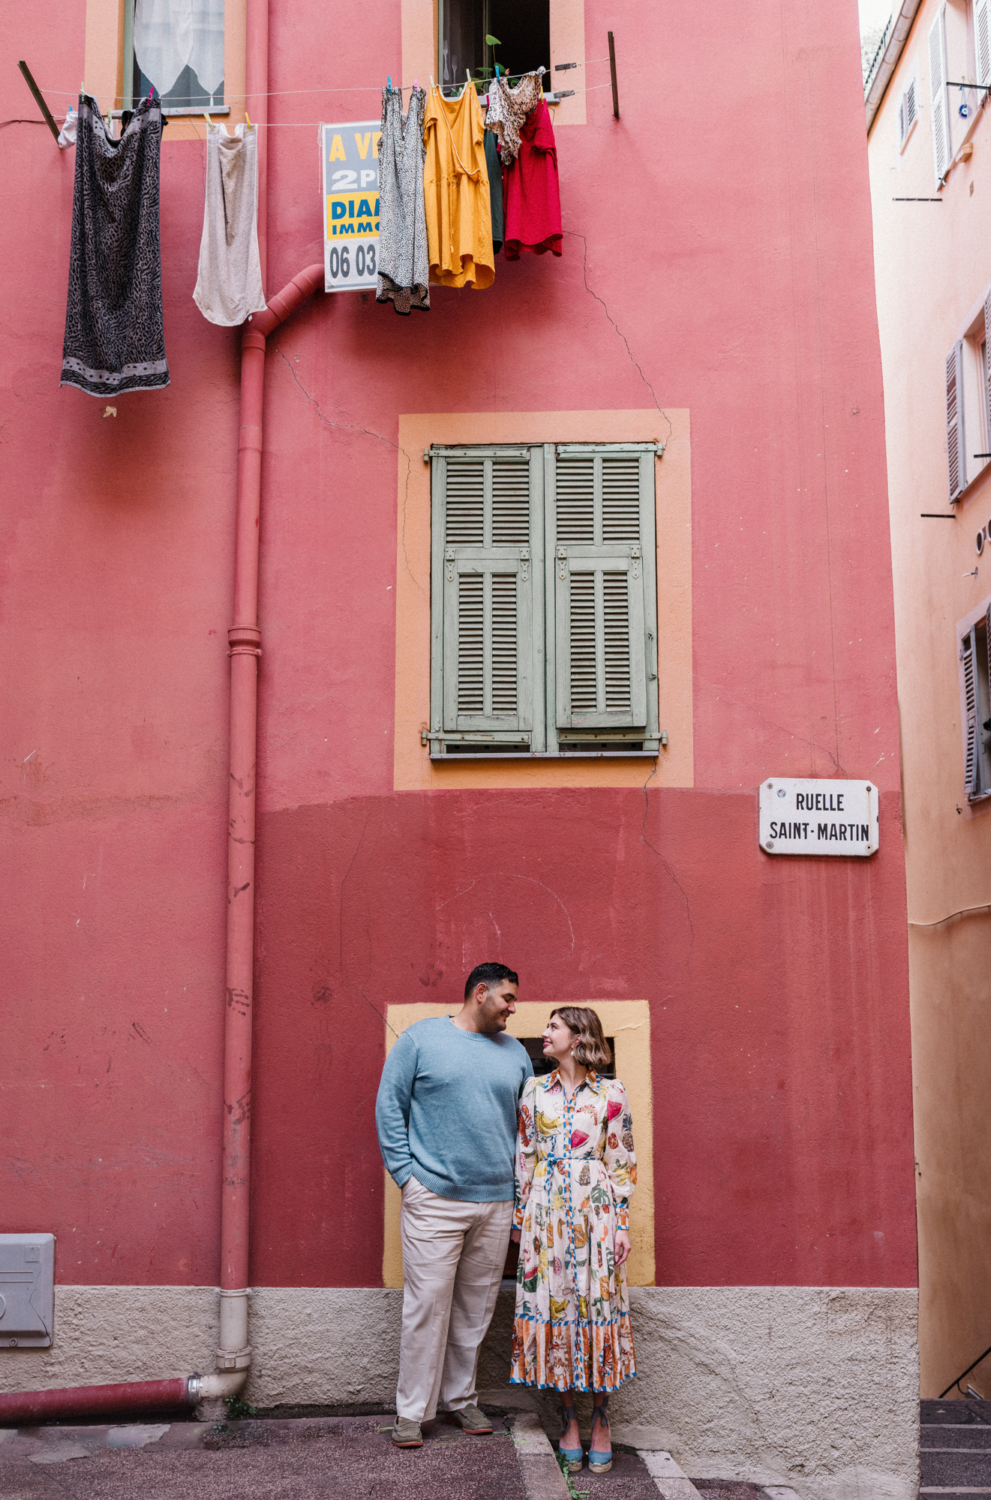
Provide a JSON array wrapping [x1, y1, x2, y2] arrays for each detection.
[[929, 6, 951, 185], [945, 297, 991, 503], [123, 0, 225, 112], [428, 442, 661, 757], [439, 0, 550, 88], [960, 610, 991, 800], [975, 0, 991, 86], [898, 72, 918, 150]]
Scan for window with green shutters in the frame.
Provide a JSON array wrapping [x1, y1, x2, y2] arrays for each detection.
[[429, 442, 660, 757]]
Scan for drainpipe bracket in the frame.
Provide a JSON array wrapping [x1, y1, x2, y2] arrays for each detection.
[[215, 1345, 252, 1371], [228, 626, 262, 658]]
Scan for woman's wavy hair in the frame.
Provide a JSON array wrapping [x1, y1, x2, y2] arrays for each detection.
[[551, 1006, 612, 1070]]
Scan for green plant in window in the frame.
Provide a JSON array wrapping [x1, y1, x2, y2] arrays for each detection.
[[473, 32, 503, 84]]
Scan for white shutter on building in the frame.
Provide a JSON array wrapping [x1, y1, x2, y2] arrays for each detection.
[[551, 448, 657, 740], [978, 0, 991, 86], [929, 8, 950, 184], [899, 78, 918, 145], [983, 289, 991, 452], [946, 341, 966, 502]]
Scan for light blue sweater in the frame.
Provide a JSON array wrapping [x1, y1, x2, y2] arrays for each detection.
[[375, 1016, 534, 1202]]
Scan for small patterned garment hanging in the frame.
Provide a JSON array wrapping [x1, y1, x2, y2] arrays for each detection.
[[377, 85, 430, 314], [61, 94, 169, 396], [485, 69, 545, 166]]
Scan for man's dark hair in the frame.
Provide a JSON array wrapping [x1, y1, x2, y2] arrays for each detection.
[[464, 962, 519, 1000]]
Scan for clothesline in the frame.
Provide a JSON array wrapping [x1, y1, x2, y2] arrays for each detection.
[[38, 60, 612, 101], [59, 49, 565, 387], [232, 82, 614, 125]]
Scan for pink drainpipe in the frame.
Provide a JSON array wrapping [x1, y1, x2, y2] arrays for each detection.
[[0, 0, 325, 1422], [217, 262, 324, 1385]]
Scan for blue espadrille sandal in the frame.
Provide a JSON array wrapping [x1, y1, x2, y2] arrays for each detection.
[[588, 1396, 612, 1474], [557, 1403, 584, 1473]]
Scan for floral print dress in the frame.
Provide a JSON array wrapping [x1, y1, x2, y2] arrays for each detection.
[[511, 1070, 637, 1392]]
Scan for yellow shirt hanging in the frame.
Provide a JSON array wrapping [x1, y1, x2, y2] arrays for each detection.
[[423, 83, 494, 289]]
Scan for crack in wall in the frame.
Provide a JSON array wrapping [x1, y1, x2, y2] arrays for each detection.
[[563, 229, 674, 447], [696, 672, 844, 775], [272, 343, 424, 600]]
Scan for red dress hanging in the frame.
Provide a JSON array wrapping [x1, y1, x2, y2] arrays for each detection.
[[501, 97, 562, 260]]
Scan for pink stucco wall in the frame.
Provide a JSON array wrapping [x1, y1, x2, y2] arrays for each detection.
[[0, 0, 915, 1292]]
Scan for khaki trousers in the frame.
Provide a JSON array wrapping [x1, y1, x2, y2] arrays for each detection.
[[396, 1175, 513, 1423]]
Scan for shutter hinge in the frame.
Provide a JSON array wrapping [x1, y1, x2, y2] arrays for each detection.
[[557, 546, 567, 580], [631, 544, 641, 579], [655, 442, 665, 457], [446, 549, 455, 582], [423, 449, 431, 464], [521, 546, 530, 581]]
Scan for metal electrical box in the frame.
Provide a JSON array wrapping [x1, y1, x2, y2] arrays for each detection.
[[0, 1234, 55, 1348]]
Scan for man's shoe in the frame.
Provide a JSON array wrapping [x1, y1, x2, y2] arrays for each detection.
[[392, 1417, 423, 1447], [445, 1404, 493, 1435]]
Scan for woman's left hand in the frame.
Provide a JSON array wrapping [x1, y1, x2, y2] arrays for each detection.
[[614, 1230, 631, 1267]]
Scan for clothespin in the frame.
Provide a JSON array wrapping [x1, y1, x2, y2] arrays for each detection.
[[387, 75, 392, 91], [429, 75, 434, 88], [204, 110, 212, 126], [495, 63, 500, 78], [245, 110, 251, 127]]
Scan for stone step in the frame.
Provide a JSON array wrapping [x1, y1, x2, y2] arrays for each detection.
[[923, 1453, 991, 1486], [923, 1400, 991, 1426], [924, 1430, 991, 1451]]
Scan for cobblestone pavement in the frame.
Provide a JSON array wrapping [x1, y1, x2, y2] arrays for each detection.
[[0, 1413, 770, 1500]]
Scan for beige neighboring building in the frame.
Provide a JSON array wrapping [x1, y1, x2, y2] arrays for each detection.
[[868, 0, 991, 1399]]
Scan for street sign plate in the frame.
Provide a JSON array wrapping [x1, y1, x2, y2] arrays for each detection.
[[759, 778, 879, 857]]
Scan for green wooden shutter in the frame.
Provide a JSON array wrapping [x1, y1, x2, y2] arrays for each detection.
[[429, 447, 543, 753], [551, 446, 658, 745]]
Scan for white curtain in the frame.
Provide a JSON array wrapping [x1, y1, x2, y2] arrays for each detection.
[[133, 0, 225, 99]]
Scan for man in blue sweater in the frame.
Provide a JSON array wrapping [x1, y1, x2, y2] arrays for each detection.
[[375, 961, 533, 1448]]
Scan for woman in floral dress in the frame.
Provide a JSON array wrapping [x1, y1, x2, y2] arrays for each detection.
[[510, 1006, 636, 1474]]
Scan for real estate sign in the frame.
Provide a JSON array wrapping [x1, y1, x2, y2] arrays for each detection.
[[322, 120, 381, 293]]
